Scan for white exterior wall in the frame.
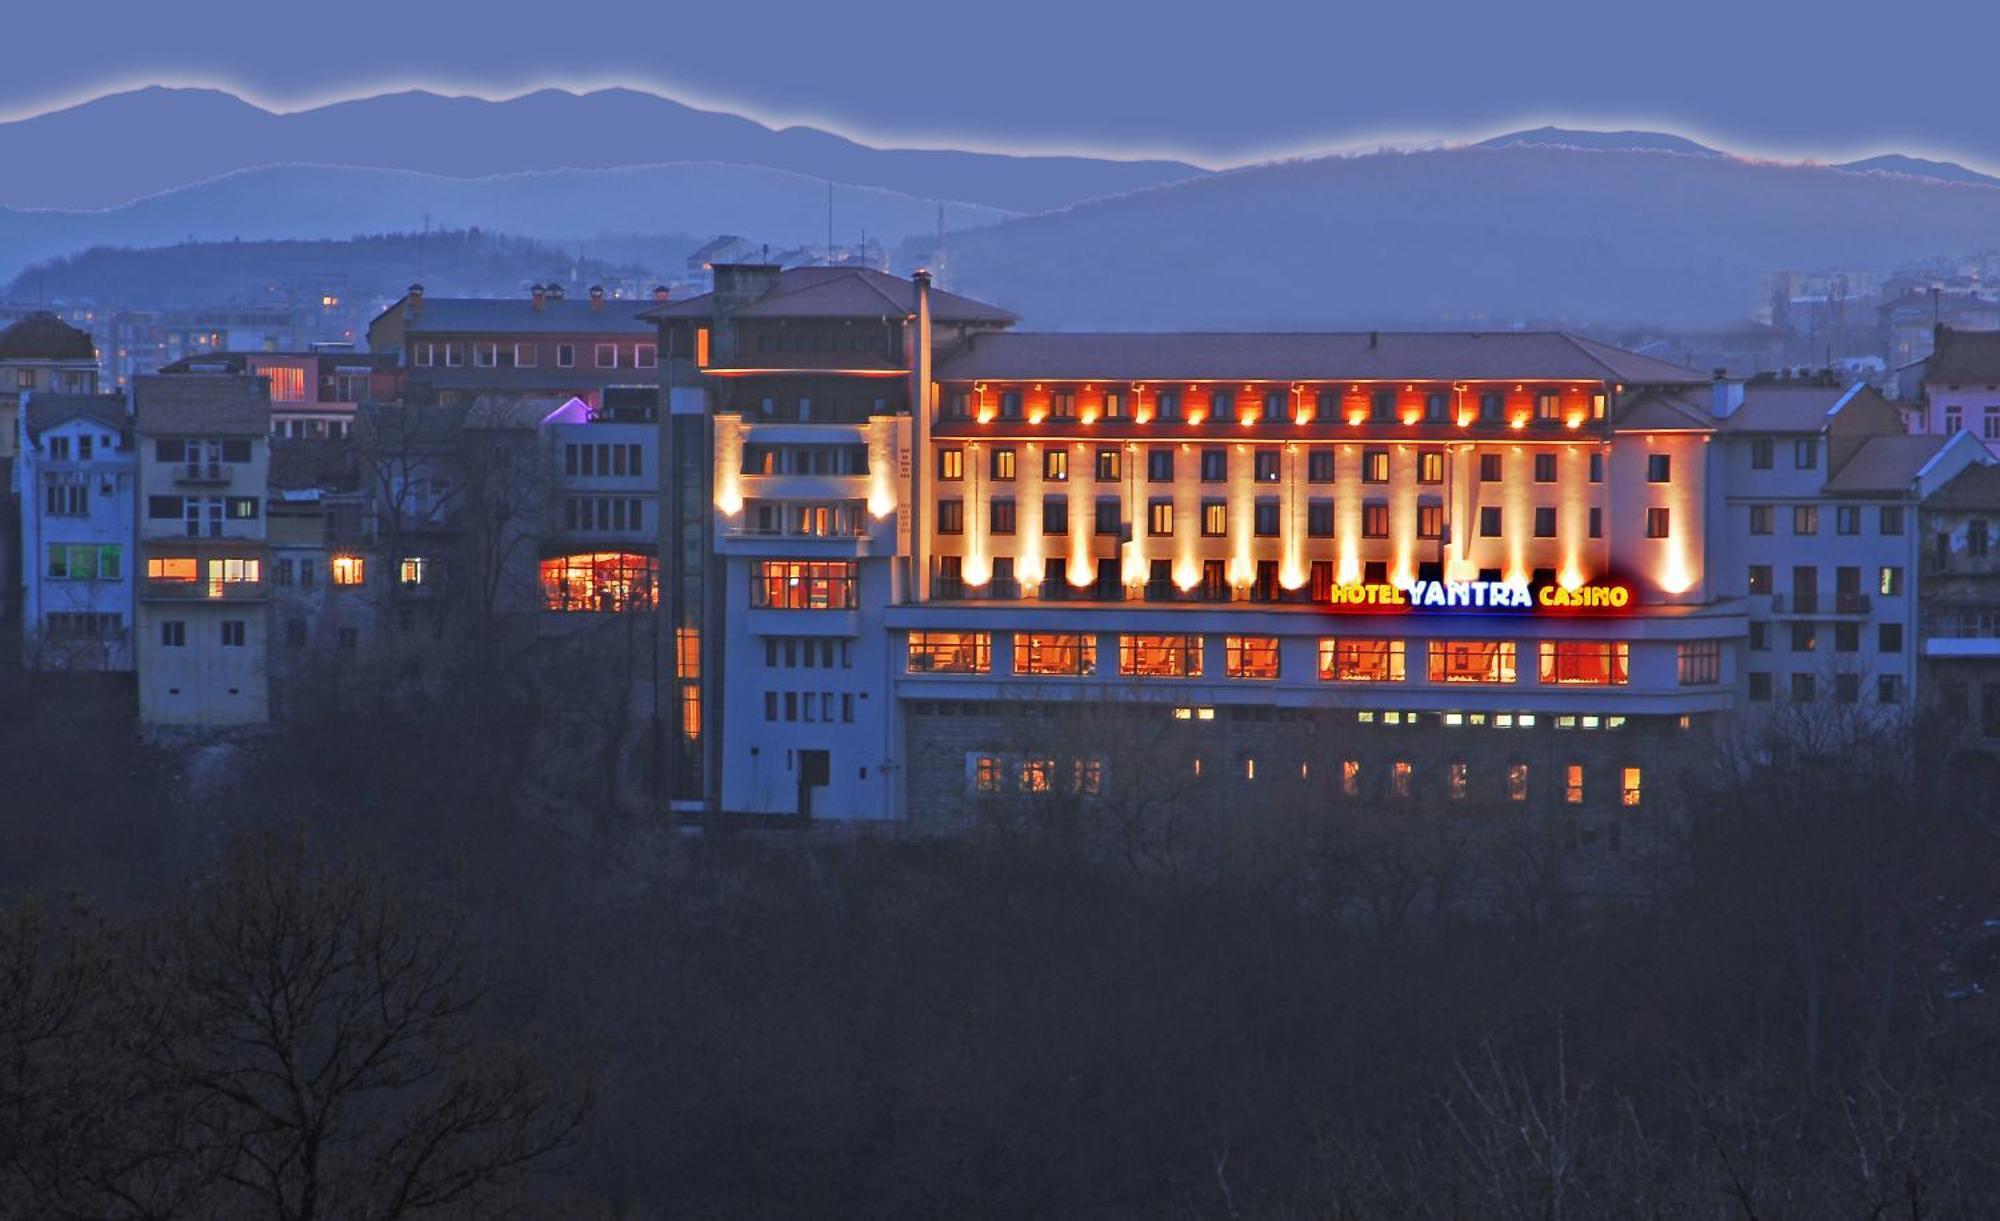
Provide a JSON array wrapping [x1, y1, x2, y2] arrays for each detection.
[[18, 412, 135, 669]]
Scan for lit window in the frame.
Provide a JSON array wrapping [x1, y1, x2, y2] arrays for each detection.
[[1564, 764, 1584, 804], [1119, 634, 1203, 677], [1428, 640, 1517, 684], [1019, 758, 1055, 793], [331, 555, 366, 586], [1224, 636, 1280, 679], [750, 560, 856, 610], [972, 756, 1004, 794], [398, 556, 435, 587], [1506, 763, 1528, 802], [1621, 767, 1642, 807], [1448, 761, 1468, 800], [1340, 760, 1360, 797], [541, 552, 659, 612], [1318, 639, 1406, 682], [1537, 641, 1629, 685], [1391, 761, 1413, 799], [1014, 633, 1095, 676], [908, 631, 991, 674]]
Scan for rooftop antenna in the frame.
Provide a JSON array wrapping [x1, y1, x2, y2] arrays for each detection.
[[418, 212, 431, 281], [826, 181, 834, 266], [936, 202, 945, 287]]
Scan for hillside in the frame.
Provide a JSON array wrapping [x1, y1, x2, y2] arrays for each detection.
[[0, 86, 1207, 214], [936, 145, 2000, 330], [1, 229, 686, 309], [0, 161, 1016, 285]]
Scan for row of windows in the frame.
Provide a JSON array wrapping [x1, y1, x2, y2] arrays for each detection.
[[564, 496, 647, 533], [43, 611, 123, 639], [1746, 438, 1821, 470], [763, 636, 856, 670], [742, 444, 870, 476], [964, 749, 1640, 807], [155, 439, 253, 465], [941, 445, 1621, 486], [751, 561, 859, 610], [411, 341, 656, 370], [43, 432, 117, 461], [1747, 504, 1904, 536], [943, 387, 1607, 426], [938, 495, 1629, 540], [905, 632, 1702, 686], [936, 555, 1590, 605], [146, 496, 261, 535], [1746, 564, 1902, 598], [155, 619, 250, 648], [564, 442, 645, 478], [283, 619, 360, 651], [1746, 620, 1904, 652], [762, 690, 860, 724], [1747, 671, 1904, 704], [45, 544, 122, 581], [43, 481, 91, 517]]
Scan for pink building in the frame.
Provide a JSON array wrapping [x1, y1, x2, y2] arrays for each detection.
[[1914, 327, 2000, 457]]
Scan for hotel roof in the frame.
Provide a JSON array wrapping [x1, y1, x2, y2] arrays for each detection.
[[641, 267, 1017, 325], [933, 331, 1708, 385]]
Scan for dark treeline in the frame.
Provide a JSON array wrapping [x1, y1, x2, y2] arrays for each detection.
[[4, 659, 1999, 1218]]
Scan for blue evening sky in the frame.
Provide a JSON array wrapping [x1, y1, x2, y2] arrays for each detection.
[[13, 0, 1996, 169]]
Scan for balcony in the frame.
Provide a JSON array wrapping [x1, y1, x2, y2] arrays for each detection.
[[143, 578, 266, 602], [172, 462, 235, 486], [1769, 592, 1871, 617]]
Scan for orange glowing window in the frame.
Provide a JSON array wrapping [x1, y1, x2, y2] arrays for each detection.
[[1118, 633, 1203, 678], [1537, 641, 1629, 685], [1318, 639, 1406, 682], [1014, 632, 1096, 676], [330, 555, 366, 586], [1224, 636, 1280, 679], [695, 327, 711, 368], [146, 557, 198, 582], [258, 364, 307, 403], [540, 551, 658, 612], [1428, 640, 1517, 684], [676, 626, 701, 679], [908, 631, 991, 674]]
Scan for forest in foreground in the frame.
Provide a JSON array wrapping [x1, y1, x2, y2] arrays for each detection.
[[4, 665, 1998, 1219]]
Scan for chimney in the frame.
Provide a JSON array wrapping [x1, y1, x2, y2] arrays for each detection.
[[653, 284, 671, 303], [1711, 367, 1745, 418], [1368, 330, 1379, 350], [407, 283, 424, 317], [546, 283, 565, 302], [589, 285, 605, 312], [532, 283, 546, 311]]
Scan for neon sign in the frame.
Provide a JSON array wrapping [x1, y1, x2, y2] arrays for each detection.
[[1326, 579, 1633, 614]]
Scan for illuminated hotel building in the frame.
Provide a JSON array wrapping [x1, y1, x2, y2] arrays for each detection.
[[646, 269, 1985, 822]]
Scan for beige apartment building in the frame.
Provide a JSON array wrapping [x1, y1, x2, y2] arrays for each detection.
[[133, 374, 273, 727]]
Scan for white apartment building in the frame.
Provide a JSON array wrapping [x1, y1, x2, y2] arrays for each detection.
[[16, 393, 136, 669]]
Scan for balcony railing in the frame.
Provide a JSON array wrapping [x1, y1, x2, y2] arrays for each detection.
[[143, 579, 265, 601], [172, 462, 234, 485]]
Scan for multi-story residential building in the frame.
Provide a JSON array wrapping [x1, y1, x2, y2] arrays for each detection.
[[160, 350, 400, 438], [133, 374, 273, 727], [1711, 374, 1987, 717], [266, 440, 375, 713], [16, 394, 136, 669], [1916, 462, 2000, 800], [635, 268, 2000, 830], [1884, 297, 2000, 386], [3, 311, 101, 633], [366, 284, 662, 411], [1909, 327, 2000, 455]]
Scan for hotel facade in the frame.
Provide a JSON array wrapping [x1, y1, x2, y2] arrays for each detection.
[[643, 268, 1989, 826]]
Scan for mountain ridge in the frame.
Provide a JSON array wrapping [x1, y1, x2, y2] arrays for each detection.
[[0, 85, 1207, 214]]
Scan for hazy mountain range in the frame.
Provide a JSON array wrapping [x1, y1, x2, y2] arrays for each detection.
[[7, 85, 2000, 329], [0, 86, 1203, 214]]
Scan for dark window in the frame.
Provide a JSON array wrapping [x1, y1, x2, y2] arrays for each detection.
[[1534, 453, 1556, 482], [937, 499, 964, 534], [1147, 448, 1174, 482], [990, 499, 1016, 535], [1200, 448, 1227, 482], [1308, 499, 1335, 537], [1533, 506, 1556, 537], [1479, 507, 1502, 537], [1479, 453, 1502, 482], [1647, 454, 1671, 482], [1308, 451, 1335, 483]]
